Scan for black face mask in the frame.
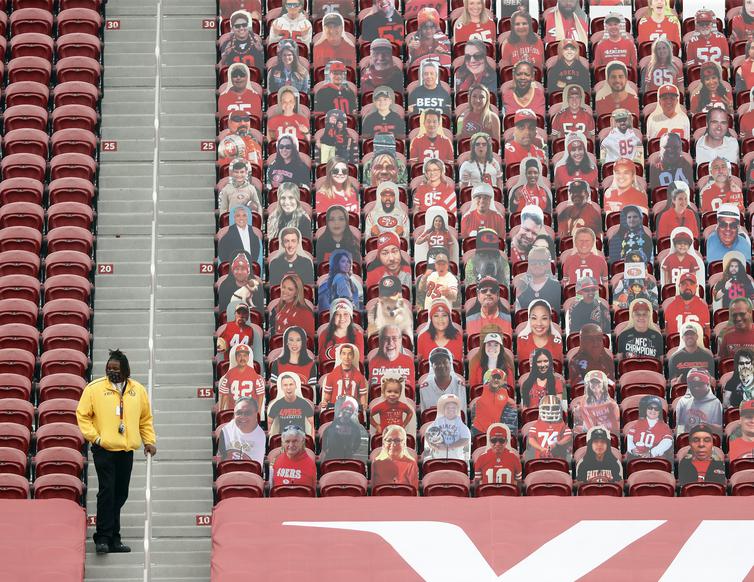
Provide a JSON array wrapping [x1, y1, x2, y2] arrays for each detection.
[[107, 371, 123, 384]]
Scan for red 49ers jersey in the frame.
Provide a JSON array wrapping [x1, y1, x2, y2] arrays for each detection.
[[218, 365, 265, 401], [661, 252, 702, 286], [219, 322, 252, 354], [322, 366, 368, 400], [266, 113, 309, 142], [700, 183, 746, 213], [627, 418, 673, 456], [218, 89, 262, 121], [637, 16, 681, 46], [662, 296, 710, 337], [409, 134, 454, 163], [453, 20, 496, 44], [562, 252, 608, 284], [551, 108, 594, 138], [476, 448, 522, 484], [593, 37, 638, 71], [528, 420, 572, 459], [685, 32, 730, 67], [413, 183, 457, 213]]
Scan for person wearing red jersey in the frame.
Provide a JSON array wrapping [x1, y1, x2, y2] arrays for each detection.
[[556, 180, 601, 237], [656, 181, 700, 240], [416, 302, 463, 363], [412, 158, 457, 213], [561, 227, 608, 286], [269, 272, 315, 338], [637, 0, 681, 46], [508, 157, 552, 213], [453, 0, 496, 44], [509, 204, 545, 265], [502, 61, 546, 117], [729, 400, 754, 460], [266, 86, 309, 143], [699, 158, 746, 213], [218, 112, 263, 170], [475, 424, 522, 486], [524, 395, 573, 461], [471, 369, 517, 432], [731, 0, 754, 43], [551, 85, 594, 139], [500, 11, 545, 70], [370, 425, 419, 490], [312, 12, 356, 70], [603, 158, 647, 216], [594, 61, 640, 118], [593, 13, 637, 71], [503, 109, 546, 168], [370, 375, 415, 434], [572, 370, 620, 435], [685, 9, 730, 67], [543, 0, 589, 44], [718, 298, 754, 360], [421, 252, 459, 309], [660, 227, 705, 288], [369, 324, 416, 389], [270, 426, 317, 489], [320, 343, 368, 409], [625, 395, 674, 461], [406, 7, 452, 68], [552, 131, 598, 188], [220, 0, 260, 20], [217, 344, 265, 413], [663, 272, 710, 338], [216, 303, 253, 361], [217, 63, 262, 123], [409, 109, 454, 163], [460, 184, 506, 237], [456, 84, 500, 142]]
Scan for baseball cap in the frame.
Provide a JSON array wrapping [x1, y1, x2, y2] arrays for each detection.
[[566, 85, 582, 97], [718, 203, 741, 220], [231, 11, 249, 24], [678, 271, 697, 286], [484, 332, 503, 345], [740, 400, 754, 415], [472, 182, 494, 198], [672, 229, 693, 244], [476, 228, 499, 250], [687, 368, 711, 384], [658, 84, 679, 98], [681, 321, 699, 336], [429, 346, 452, 362], [577, 276, 598, 292], [235, 303, 250, 312], [514, 108, 537, 125], [613, 157, 635, 171], [562, 38, 578, 50], [417, 6, 440, 25], [488, 424, 509, 438], [477, 276, 499, 292], [323, 12, 342, 25], [433, 252, 449, 263], [234, 343, 251, 354], [612, 108, 630, 120], [378, 274, 401, 296], [373, 85, 394, 100], [328, 60, 346, 73], [488, 368, 506, 379], [229, 110, 251, 120], [376, 231, 401, 251], [695, 9, 714, 23], [689, 423, 715, 437], [330, 297, 354, 315], [605, 12, 622, 23], [631, 298, 652, 312], [371, 38, 393, 51], [589, 427, 610, 442]]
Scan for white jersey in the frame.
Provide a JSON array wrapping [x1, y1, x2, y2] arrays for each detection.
[[695, 135, 740, 166], [646, 112, 690, 141], [419, 373, 466, 411], [600, 128, 643, 164], [268, 14, 312, 44], [423, 271, 459, 309]]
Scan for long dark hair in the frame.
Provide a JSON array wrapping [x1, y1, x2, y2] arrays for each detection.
[[323, 304, 357, 345], [727, 348, 754, 392], [508, 10, 538, 44], [279, 326, 313, 365], [107, 349, 131, 380], [521, 347, 556, 407]]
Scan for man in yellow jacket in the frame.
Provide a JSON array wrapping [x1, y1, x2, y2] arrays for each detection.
[[76, 349, 157, 555]]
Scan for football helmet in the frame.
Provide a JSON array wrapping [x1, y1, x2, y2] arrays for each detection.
[[538, 395, 562, 422]]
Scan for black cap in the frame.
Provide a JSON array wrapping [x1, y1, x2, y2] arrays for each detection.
[[379, 274, 402, 296]]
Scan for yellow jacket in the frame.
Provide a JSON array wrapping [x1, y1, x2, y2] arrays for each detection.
[[76, 376, 157, 452]]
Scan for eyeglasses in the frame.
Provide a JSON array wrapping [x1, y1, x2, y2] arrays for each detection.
[[384, 438, 403, 444], [332, 167, 348, 175], [233, 23, 248, 28], [464, 53, 485, 62], [718, 220, 740, 230], [489, 437, 507, 443]]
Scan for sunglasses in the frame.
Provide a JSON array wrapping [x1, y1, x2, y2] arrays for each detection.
[[233, 23, 248, 28], [465, 53, 485, 62], [479, 287, 498, 294], [718, 220, 740, 230], [489, 437, 507, 443], [332, 167, 348, 175]]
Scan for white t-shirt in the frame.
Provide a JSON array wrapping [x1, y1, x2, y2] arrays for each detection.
[[420, 373, 466, 411], [219, 421, 266, 465], [695, 135, 740, 165]]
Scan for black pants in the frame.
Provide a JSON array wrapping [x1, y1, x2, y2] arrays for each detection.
[[92, 444, 133, 546]]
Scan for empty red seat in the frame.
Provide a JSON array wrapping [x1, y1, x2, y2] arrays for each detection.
[[627, 470, 676, 497], [55, 56, 101, 85], [39, 348, 88, 377], [422, 470, 471, 497], [33, 447, 85, 478], [9, 8, 53, 36], [680, 482, 726, 497], [41, 298, 91, 328], [1, 153, 46, 182], [13, 0, 53, 9], [44, 250, 92, 279], [0, 398, 34, 429], [57, 8, 102, 36], [56, 32, 101, 60], [37, 398, 79, 425], [269, 484, 316, 498], [53, 81, 99, 109], [43, 274, 92, 303], [318, 471, 368, 497], [45, 226, 94, 254], [524, 470, 573, 496], [0, 474, 29, 499], [3, 128, 49, 158], [0, 447, 27, 476], [35, 422, 84, 451], [33, 473, 83, 503], [0, 423, 31, 452], [0, 250, 40, 277], [0, 177, 44, 204], [51, 105, 98, 132], [10, 33, 54, 61], [215, 458, 262, 477], [0, 323, 39, 354], [0, 227, 42, 255], [59, 0, 103, 9], [214, 471, 265, 500], [0, 298, 37, 327], [0, 349, 36, 379], [5, 81, 49, 109], [41, 324, 90, 353], [7, 56, 52, 85], [3, 104, 48, 132], [729, 470, 754, 496], [46, 202, 94, 231], [49, 153, 97, 181], [0, 274, 41, 303], [0, 202, 44, 231], [48, 178, 95, 205], [51, 128, 97, 157], [0, 373, 33, 400], [38, 373, 86, 402]]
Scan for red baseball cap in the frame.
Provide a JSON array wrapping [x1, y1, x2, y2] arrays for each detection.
[[658, 84, 679, 98], [488, 425, 509, 438], [687, 368, 711, 384], [514, 108, 537, 125], [740, 400, 754, 415]]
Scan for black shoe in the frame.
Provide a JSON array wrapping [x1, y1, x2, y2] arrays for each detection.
[[95, 543, 109, 554], [109, 543, 131, 553]]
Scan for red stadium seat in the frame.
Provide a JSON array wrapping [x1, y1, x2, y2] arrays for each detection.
[[9, 33, 54, 61], [51, 105, 98, 132], [57, 8, 103, 36], [729, 470, 754, 496], [12, 0, 54, 9], [53, 81, 100, 109], [0, 227, 43, 255], [0, 423, 31, 452], [214, 458, 262, 477], [46, 202, 94, 231], [3, 104, 49, 132], [55, 56, 102, 85], [0, 447, 28, 476], [41, 324, 91, 354], [35, 422, 85, 451], [0, 323, 39, 354], [41, 298, 92, 328], [319, 471, 368, 497], [44, 250, 93, 279], [39, 348, 89, 377], [33, 447, 85, 478], [0, 373, 33, 400], [3, 128, 49, 158], [626, 470, 676, 497], [680, 482, 726, 497], [5, 81, 49, 109], [0, 474, 29, 499], [49, 153, 97, 181], [422, 470, 471, 497], [37, 373, 87, 402], [0, 274, 41, 304], [60, 0, 103, 9], [0, 398, 34, 430], [37, 398, 79, 426], [47, 178, 96, 205], [51, 128, 97, 156], [43, 274, 93, 303], [0, 178, 44, 204], [56, 33, 102, 60], [7, 56, 52, 85], [0, 348, 36, 379], [524, 470, 573, 496], [0, 251, 40, 277], [0, 298, 37, 327], [33, 473, 83, 503], [0, 202, 45, 231], [214, 472, 265, 500], [1, 154, 46, 182], [9, 8, 53, 36]]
